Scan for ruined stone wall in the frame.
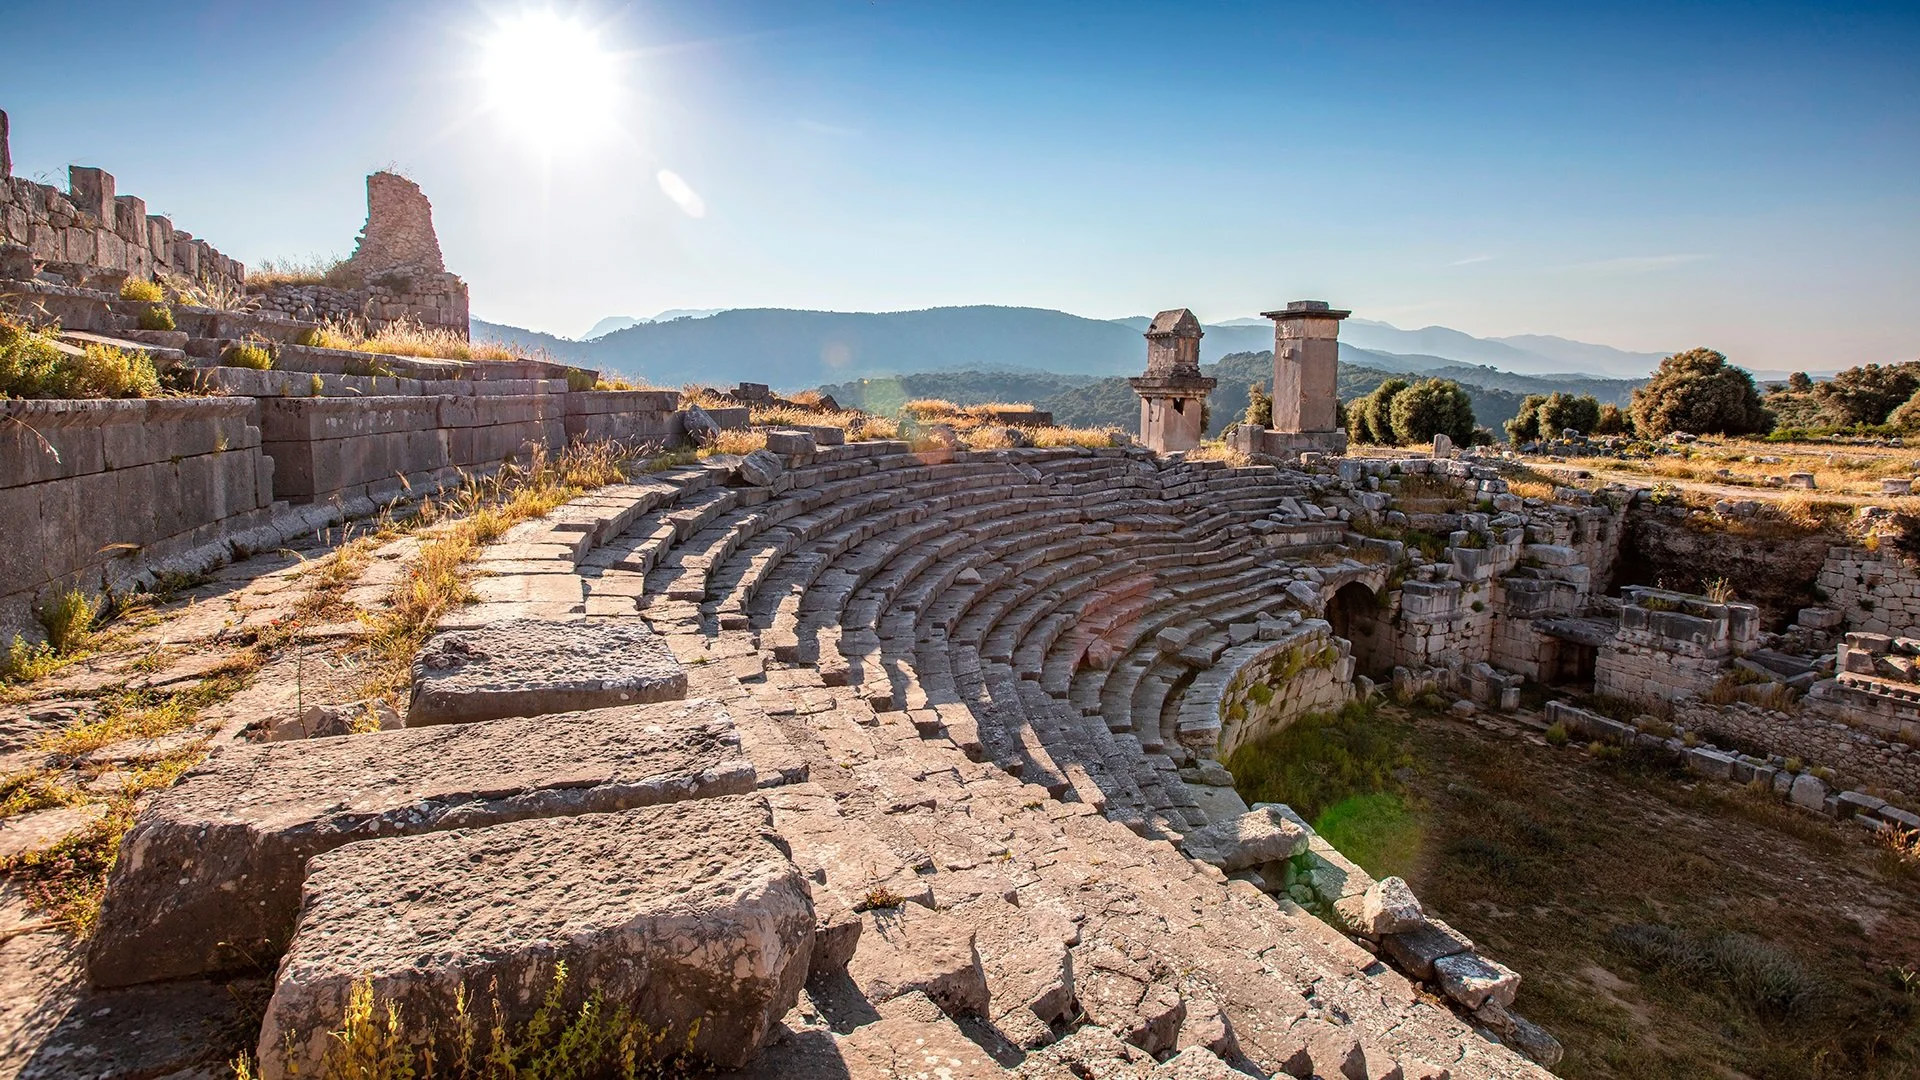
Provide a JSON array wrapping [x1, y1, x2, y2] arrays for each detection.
[[253, 170, 469, 337], [1815, 544, 1920, 638], [250, 275, 470, 337], [1683, 700, 1920, 804], [1198, 622, 1354, 761], [0, 166, 243, 292], [0, 398, 274, 632], [258, 390, 679, 506]]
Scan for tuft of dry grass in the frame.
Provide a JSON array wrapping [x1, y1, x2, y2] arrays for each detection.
[[309, 316, 525, 364], [1186, 442, 1254, 467], [703, 429, 768, 457], [246, 254, 357, 291], [118, 278, 165, 303], [357, 441, 635, 706]]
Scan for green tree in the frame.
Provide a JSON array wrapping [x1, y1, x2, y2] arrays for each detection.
[[1888, 388, 1920, 432], [1812, 361, 1920, 427], [1504, 393, 1547, 443], [1787, 371, 1813, 392], [1629, 348, 1773, 437], [1536, 392, 1602, 437], [1244, 381, 1272, 427], [1349, 378, 1409, 444], [1593, 402, 1631, 436], [1389, 378, 1476, 446]]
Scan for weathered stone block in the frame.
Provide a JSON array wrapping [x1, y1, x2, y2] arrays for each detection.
[[408, 617, 686, 725], [255, 794, 811, 1077], [1379, 918, 1474, 981], [1434, 952, 1520, 1010], [846, 903, 990, 1018], [87, 698, 751, 986], [1180, 806, 1309, 871]]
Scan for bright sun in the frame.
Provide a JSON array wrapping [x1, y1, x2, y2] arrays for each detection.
[[479, 8, 622, 152]]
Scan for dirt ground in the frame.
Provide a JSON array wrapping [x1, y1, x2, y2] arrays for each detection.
[[1372, 708, 1920, 1079]]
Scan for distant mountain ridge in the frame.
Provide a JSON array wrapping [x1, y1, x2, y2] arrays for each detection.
[[472, 304, 1674, 388]]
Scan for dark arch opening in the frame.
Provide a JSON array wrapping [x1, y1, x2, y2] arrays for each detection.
[[1327, 581, 1390, 679]]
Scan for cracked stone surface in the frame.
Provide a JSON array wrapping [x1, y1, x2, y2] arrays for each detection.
[[256, 794, 814, 1078], [407, 617, 687, 725], [88, 698, 753, 987]]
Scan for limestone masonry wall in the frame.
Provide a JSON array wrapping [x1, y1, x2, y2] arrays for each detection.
[[0, 167, 244, 292], [1816, 544, 1920, 638], [1683, 700, 1920, 804], [0, 398, 273, 630]]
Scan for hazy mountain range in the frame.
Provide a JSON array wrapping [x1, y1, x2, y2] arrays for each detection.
[[473, 305, 1680, 389]]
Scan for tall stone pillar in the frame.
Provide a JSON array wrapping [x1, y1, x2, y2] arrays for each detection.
[[1127, 309, 1216, 454], [1262, 300, 1350, 454]]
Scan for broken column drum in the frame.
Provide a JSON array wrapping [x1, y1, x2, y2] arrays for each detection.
[[1127, 308, 1217, 454]]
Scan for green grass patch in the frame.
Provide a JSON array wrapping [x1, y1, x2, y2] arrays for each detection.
[[1224, 699, 1410, 821], [1314, 790, 1423, 879]]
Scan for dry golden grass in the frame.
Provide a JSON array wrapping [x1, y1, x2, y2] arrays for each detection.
[[309, 316, 524, 364], [1185, 442, 1254, 467], [357, 441, 634, 705], [1561, 437, 1920, 502], [703, 429, 769, 456], [246, 255, 358, 291], [1030, 425, 1126, 449]]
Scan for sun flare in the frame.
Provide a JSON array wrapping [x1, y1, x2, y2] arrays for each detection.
[[479, 8, 622, 152]]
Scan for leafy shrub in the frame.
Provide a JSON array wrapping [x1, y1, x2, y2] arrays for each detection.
[[4, 323, 163, 400], [38, 587, 101, 654], [1348, 377, 1408, 444], [136, 304, 175, 332], [119, 278, 165, 303], [1244, 380, 1272, 426], [1545, 722, 1569, 747], [1506, 391, 1609, 442], [223, 342, 273, 370], [1630, 348, 1773, 437], [1388, 378, 1476, 447]]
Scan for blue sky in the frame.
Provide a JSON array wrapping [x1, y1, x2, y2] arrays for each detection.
[[2, 0, 1915, 369]]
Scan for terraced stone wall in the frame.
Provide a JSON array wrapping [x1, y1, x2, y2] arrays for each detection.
[[258, 390, 681, 505], [0, 397, 274, 633]]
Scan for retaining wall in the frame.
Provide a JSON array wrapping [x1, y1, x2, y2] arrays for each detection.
[[0, 398, 274, 631], [1816, 545, 1920, 638], [258, 391, 681, 505], [1192, 621, 1354, 760]]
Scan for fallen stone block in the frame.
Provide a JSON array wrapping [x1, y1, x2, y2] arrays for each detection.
[[1180, 805, 1309, 872], [1472, 1001, 1563, 1068], [1355, 875, 1425, 937], [1378, 917, 1474, 981], [255, 794, 813, 1078], [88, 699, 754, 987], [408, 617, 686, 725], [1434, 951, 1520, 1010], [736, 448, 785, 487]]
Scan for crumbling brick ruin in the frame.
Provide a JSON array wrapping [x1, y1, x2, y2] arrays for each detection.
[[6, 106, 1918, 1077], [250, 171, 471, 336]]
